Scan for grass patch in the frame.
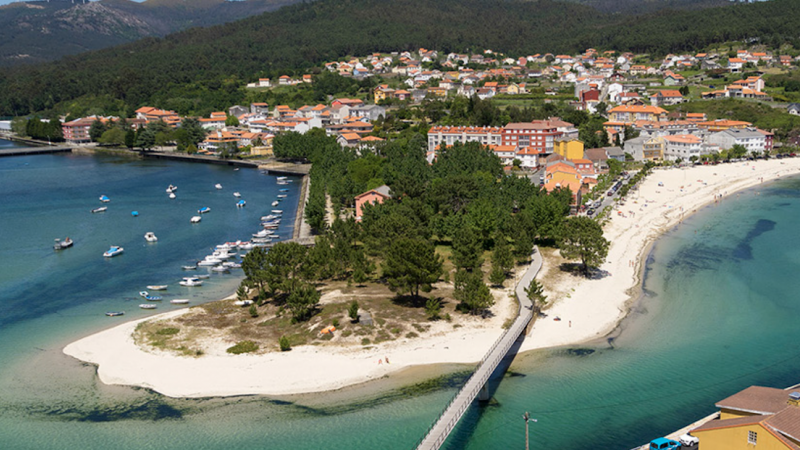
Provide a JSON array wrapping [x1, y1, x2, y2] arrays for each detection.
[[227, 340, 259, 354], [156, 327, 180, 336]]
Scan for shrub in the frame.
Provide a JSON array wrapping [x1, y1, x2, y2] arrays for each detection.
[[227, 340, 259, 354], [332, 318, 340, 328], [279, 335, 291, 352], [361, 338, 371, 345], [425, 298, 441, 321], [249, 304, 258, 318], [156, 327, 180, 336], [348, 300, 359, 322]]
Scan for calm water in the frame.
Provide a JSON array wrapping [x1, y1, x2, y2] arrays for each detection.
[[2, 145, 800, 449]]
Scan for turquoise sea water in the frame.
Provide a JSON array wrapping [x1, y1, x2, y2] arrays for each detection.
[[2, 144, 800, 449]]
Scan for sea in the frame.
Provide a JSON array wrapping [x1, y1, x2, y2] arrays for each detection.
[[2, 139, 800, 449]]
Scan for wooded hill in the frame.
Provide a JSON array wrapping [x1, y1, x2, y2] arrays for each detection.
[[0, 0, 797, 118]]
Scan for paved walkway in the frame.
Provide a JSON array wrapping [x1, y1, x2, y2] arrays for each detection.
[[416, 248, 543, 450]]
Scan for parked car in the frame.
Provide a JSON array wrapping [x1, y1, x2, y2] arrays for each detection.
[[679, 434, 699, 446], [649, 437, 680, 450], [586, 209, 595, 216]]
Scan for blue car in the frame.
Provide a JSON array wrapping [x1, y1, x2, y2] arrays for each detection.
[[650, 437, 680, 450]]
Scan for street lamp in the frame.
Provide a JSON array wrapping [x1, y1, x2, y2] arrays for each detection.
[[523, 411, 537, 450]]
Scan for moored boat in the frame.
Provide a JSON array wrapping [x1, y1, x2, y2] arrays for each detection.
[[277, 195, 287, 198], [103, 246, 124, 257], [170, 299, 190, 304], [144, 232, 158, 242], [169, 193, 176, 199], [271, 201, 280, 207], [91, 206, 107, 213], [276, 176, 287, 181], [236, 200, 246, 207], [139, 304, 157, 310], [271, 209, 283, 214], [147, 285, 168, 290], [53, 237, 74, 250], [215, 183, 223, 190], [233, 192, 241, 198], [182, 264, 198, 270], [166, 184, 177, 193], [105, 311, 125, 317], [131, 211, 139, 217], [279, 188, 289, 192], [179, 277, 203, 287], [99, 195, 110, 203], [190, 216, 202, 223], [198, 206, 211, 214]]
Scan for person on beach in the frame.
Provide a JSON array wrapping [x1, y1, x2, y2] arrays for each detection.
[[385, 357, 390, 364]]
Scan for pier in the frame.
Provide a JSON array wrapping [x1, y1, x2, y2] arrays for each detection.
[[415, 248, 542, 450], [0, 146, 72, 157], [144, 151, 260, 168]]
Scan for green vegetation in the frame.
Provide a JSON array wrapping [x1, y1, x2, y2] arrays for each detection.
[[348, 300, 359, 323], [156, 327, 180, 336], [226, 340, 260, 354], [279, 335, 291, 352], [668, 99, 800, 141], [559, 216, 610, 276], [2, 0, 798, 117]]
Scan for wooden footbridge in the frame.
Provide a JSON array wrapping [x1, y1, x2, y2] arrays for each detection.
[[415, 248, 543, 450]]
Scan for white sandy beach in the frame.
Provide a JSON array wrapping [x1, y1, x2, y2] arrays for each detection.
[[64, 158, 800, 397]]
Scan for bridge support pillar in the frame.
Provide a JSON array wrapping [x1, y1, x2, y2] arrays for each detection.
[[478, 383, 490, 402]]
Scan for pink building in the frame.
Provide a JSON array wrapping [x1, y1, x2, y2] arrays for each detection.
[[354, 185, 392, 221]]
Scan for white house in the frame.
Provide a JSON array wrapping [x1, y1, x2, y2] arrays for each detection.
[[706, 128, 767, 154], [663, 134, 704, 160]]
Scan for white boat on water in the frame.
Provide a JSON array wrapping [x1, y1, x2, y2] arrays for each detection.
[[99, 195, 110, 203], [276, 176, 287, 181], [271, 209, 283, 214], [170, 299, 190, 304], [144, 232, 158, 242], [182, 264, 197, 270], [103, 246, 124, 258], [233, 192, 241, 198], [211, 266, 229, 272], [238, 242, 254, 250], [169, 193, 176, 199], [166, 185, 177, 193], [253, 229, 270, 238], [191, 216, 202, 223], [54, 237, 74, 250], [179, 277, 203, 287], [147, 285, 168, 290], [197, 274, 210, 279], [236, 200, 246, 207], [271, 201, 280, 207], [91, 206, 107, 213], [198, 206, 211, 214], [139, 304, 157, 310], [277, 195, 287, 198], [215, 184, 223, 190], [198, 258, 222, 266], [261, 215, 278, 221]]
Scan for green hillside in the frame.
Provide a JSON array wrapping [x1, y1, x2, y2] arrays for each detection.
[[0, 0, 797, 117]]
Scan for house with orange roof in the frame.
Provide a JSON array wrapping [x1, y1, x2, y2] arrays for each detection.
[[663, 134, 703, 160], [696, 119, 752, 132], [728, 58, 746, 72], [134, 107, 181, 127], [302, 74, 313, 83], [608, 105, 668, 123], [355, 185, 392, 222], [650, 90, 684, 107], [663, 71, 685, 86]]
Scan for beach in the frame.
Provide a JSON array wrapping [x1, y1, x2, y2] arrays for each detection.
[[63, 158, 800, 398]]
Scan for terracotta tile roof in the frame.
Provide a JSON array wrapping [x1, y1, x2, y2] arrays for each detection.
[[663, 134, 701, 144], [716, 386, 791, 415]]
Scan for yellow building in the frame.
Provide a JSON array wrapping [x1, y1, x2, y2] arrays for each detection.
[[373, 84, 395, 103], [691, 386, 800, 450], [553, 138, 585, 160], [642, 137, 665, 161]]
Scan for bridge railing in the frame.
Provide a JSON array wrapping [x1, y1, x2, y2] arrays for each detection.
[[415, 248, 539, 450]]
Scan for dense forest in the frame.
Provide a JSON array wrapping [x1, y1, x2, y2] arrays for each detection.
[[0, 0, 798, 117]]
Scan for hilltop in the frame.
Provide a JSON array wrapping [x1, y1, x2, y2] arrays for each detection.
[[0, 0, 304, 66], [0, 0, 797, 117]]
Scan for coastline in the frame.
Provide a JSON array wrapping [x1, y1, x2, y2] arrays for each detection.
[[62, 158, 800, 398]]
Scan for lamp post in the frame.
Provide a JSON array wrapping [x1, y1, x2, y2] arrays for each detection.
[[523, 411, 537, 450]]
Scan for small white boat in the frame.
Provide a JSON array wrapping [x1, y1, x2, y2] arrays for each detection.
[[54, 237, 74, 250], [253, 229, 270, 238], [233, 192, 241, 198], [147, 285, 168, 291], [271, 209, 283, 214], [198, 206, 211, 214], [103, 246, 124, 258], [223, 262, 242, 269], [215, 183, 223, 190], [251, 237, 272, 243], [170, 299, 190, 304], [169, 193, 176, 199], [105, 311, 124, 317], [277, 195, 287, 198], [99, 195, 110, 203], [91, 206, 107, 213], [166, 185, 177, 193], [139, 291, 149, 298], [279, 188, 289, 192], [261, 215, 278, 221], [190, 216, 202, 223], [236, 200, 246, 207], [271, 201, 280, 207], [182, 265, 197, 270], [139, 304, 157, 310], [276, 176, 287, 181], [238, 242, 254, 250], [197, 274, 210, 279], [198, 258, 222, 266], [144, 232, 158, 242], [179, 277, 203, 287], [211, 266, 229, 272]]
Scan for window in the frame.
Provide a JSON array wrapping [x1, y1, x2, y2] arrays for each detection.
[[748, 430, 757, 445]]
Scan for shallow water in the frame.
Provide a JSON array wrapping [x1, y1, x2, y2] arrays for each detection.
[[3, 147, 800, 449]]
